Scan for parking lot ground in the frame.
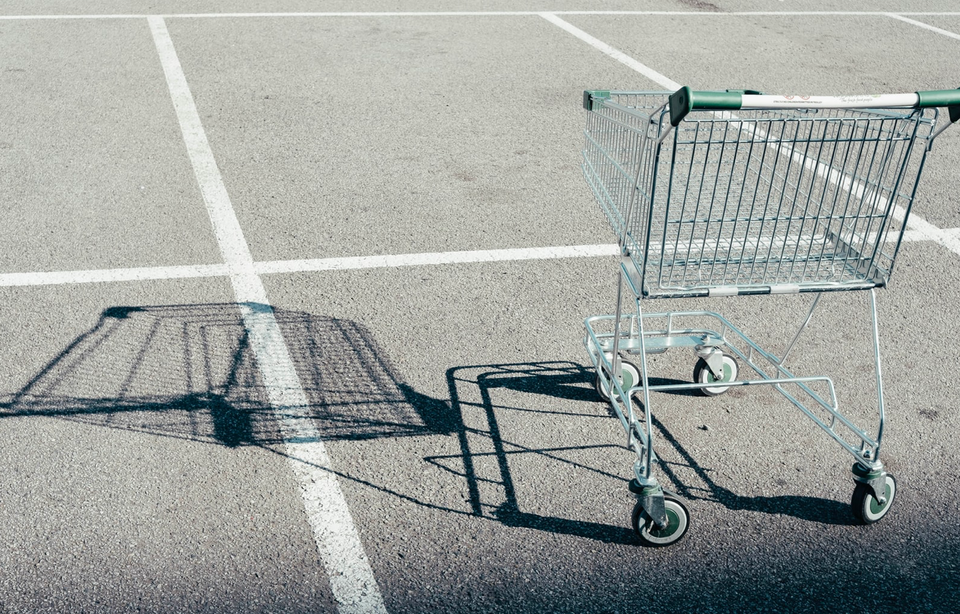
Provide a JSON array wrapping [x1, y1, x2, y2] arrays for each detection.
[[2, 3, 959, 613]]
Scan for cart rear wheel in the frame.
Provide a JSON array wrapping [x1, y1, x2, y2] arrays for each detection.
[[632, 497, 689, 547], [595, 359, 641, 402], [693, 353, 738, 397], [852, 474, 897, 524]]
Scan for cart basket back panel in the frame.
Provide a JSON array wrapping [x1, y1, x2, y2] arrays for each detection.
[[583, 92, 938, 298]]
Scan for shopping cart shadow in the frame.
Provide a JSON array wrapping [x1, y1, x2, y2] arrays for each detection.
[[639, 371, 855, 525], [1, 307, 852, 541], [0, 303, 456, 448], [648, 411, 856, 526], [440, 361, 855, 543], [440, 361, 638, 545]]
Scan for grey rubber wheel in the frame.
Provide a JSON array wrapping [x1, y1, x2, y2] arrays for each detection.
[[632, 497, 690, 547], [852, 473, 897, 524], [595, 359, 641, 402], [693, 353, 739, 397]]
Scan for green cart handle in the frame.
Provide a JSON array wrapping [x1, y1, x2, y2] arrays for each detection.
[[668, 86, 960, 126]]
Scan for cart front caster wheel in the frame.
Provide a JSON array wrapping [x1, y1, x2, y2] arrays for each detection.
[[595, 359, 641, 402], [693, 353, 739, 397], [632, 497, 690, 547], [852, 473, 897, 524]]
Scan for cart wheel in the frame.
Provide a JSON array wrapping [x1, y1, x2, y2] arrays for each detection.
[[595, 360, 641, 402], [852, 473, 897, 524], [632, 497, 690, 547], [693, 353, 739, 397]]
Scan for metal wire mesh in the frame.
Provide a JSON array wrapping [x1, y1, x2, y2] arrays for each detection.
[[583, 92, 939, 298]]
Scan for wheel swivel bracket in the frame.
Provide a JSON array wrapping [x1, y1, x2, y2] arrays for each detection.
[[629, 481, 668, 529], [695, 336, 726, 378], [852, 463, 888, 504]]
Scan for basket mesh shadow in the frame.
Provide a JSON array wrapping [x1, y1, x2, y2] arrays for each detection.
[[0, 304, 452, 446]]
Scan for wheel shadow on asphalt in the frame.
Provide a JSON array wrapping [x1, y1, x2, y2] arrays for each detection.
[[439, 361, 639, 545], [646, 411, 857, 527], [440, 361, 857, 543]]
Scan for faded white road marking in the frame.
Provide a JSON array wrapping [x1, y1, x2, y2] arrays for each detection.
[[148, 16, 386, 614], [254, 244, 620, 275], [3, 234, 951, 288], [0, 263, 227, 287], [886, 13, 960, 41], [3, 11, 960, 21], [539, 12, 681, 90]]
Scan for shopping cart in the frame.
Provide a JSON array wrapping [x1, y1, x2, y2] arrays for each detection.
[[581, 86, 960, 546]]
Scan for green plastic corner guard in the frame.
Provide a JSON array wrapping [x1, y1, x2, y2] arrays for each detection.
[[669, 87, 748, 126], [583, 90, 611, 111], [916, 88, 960, 123]]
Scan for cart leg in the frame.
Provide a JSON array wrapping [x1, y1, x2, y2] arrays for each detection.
[[631, 294, 656, 485], [626, 296, 693, 546], [609, 263, 626, 390], [849, 288, 897, 524], [595, 265, 642, 402], [845, 288, 887, 467], [867, 288, 887, 460], [597, 258, 691, 545]]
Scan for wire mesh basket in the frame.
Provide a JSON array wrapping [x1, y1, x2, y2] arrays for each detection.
[[583, 91, 942, 297]]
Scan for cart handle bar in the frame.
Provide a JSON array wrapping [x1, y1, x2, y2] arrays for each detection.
[[667, 86, 960, 126]]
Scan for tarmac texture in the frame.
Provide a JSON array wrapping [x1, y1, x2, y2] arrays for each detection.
[[1, 1, 959, 613]]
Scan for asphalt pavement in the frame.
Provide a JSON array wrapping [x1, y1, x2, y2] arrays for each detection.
[[1, 2, 959, 613]]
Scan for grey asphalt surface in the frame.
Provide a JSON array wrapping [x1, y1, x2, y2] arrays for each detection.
[[2, 1, 959, 613]]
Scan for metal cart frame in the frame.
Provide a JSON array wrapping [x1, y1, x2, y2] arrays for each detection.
[[581, 86, 960, 546]]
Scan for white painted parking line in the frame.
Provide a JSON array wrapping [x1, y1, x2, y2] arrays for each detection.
[[0, 263, 228, 287], [902, 217, 960, 257], [254, 244, 621, 275], [1, 232, 951, 288], [539, 12, 681, 90], [886, 13, 960, 40], [148, 16, 387, 614], [901, 229, 932, 243], [2, 11, 960, 20], [0, 245, 618, 287]]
